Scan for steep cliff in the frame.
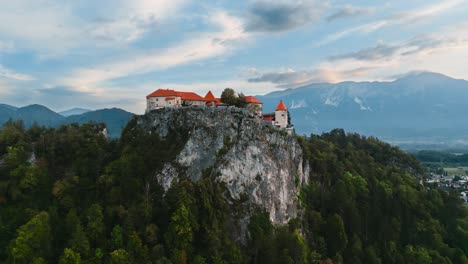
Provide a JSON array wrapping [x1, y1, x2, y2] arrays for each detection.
[[137, 107, 308, 225]]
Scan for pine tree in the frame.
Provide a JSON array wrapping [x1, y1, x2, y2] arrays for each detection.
[[9, 212, 51, 263]]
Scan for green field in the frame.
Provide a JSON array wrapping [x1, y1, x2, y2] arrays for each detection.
[[443, 167, 468, 175]]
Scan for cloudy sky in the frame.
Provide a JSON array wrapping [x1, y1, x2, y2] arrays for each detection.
[[0, 0, 467, 113]]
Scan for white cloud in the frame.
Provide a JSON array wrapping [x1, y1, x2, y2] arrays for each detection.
[[0, 0, 189, 55], [59, 11, 249, 93], [0, 65, 35, 81], [248, 67, 375, 87], [86, 0, 188, 44], [325, 23, 468, 79], [249, 22, 468, 87], [0, 1, 79, 54], [0, 80, 9, 95], [86, 18, 151, 43], [326, 5, 376, 22], [317, 0, 463, 46], [126, 0, 188, 19], [155, 79, 276, 98]]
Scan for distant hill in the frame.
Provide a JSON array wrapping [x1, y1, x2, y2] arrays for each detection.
[[0, 104, 18, 124], [258, 72, 468, 148], [0, 104, 134, 138], [66, 108, 134, 138], [16, 104, 65, 127], [59, 108, 92, 117], [0, 104, 64, 127], [0, 104, 17, 111]]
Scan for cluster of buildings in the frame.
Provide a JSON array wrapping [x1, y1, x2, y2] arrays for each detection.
[[146, 89, 292, 129], [425, 173, 468, 204], [426, 174, 468, 188]]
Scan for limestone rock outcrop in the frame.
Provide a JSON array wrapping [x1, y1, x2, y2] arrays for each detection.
[[137, 107, 308, 225]]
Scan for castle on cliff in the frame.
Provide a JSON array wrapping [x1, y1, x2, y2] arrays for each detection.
[[146, 89, 292, 129]]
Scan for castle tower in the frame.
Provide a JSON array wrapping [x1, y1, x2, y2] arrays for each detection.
[[275, 100, 288, 128], [204, 90, 217, 107]]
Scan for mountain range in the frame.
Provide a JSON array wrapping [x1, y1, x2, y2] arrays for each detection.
[[2, 72, 468, 147], [0, 104, 133, 138], [258, 72, 468, 149]]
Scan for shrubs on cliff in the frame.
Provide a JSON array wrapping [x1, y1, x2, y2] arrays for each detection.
[[0, 121, 466, 263]]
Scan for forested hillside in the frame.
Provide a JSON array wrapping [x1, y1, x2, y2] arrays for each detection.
[[0, 120, 466, 263]]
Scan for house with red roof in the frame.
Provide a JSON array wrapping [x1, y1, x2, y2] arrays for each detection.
[[146, 89, 208, 111], [146, 89, 291, 130], [245, 96, 263, 116]]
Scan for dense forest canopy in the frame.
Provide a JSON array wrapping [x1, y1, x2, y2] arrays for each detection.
[[0, 120, 466, 263], [414, 150, 468, 165]]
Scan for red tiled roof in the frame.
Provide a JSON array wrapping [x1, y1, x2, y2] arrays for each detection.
[[245, 96, 263, 104], [263, 116, 274, 121], [146, 89, 178, 99], [204, 91, 216, 101], [177, 92, 207, 101], [146, 89, 206, 101], [275, 100, 287, 111]]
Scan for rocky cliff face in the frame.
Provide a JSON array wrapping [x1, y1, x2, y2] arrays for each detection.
[[137, 107, 308, 226]]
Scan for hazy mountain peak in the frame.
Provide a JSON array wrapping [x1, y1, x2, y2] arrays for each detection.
[[0, 104, 17, 111], [394, 71, 459, 83], [59, 108, 92, 117], [257, 71, 468, 147], [20, 104, 55, 111], [0, 104, 133, 138]]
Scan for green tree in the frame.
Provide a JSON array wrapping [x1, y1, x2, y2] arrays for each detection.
[[363, 246, 381, 264], [166, 204, 194, 250], [127, 231, 150, 264], [9, 211, 51, 263], [278, 249, 294, 264], [325, 214, 348, 256], [111, 225, 124, 250], [109, 249, 131, 264], [220, 88, 237, 105], [0, 120, 26, 156], [164, 181, 198, 256], [145, 224, 159, 246], [5, 145, 28, 169], [59, 248, 82, 264], [236, 93, 247, 108], [19, 164, 45, 191], [404, 245, 431, 264], [68, 224, 90, 257], [248, 213, 274, 264], [65, 209, 80, 235], [86, 204, 105, 246], [220, 88, 247, 107]]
